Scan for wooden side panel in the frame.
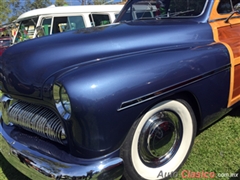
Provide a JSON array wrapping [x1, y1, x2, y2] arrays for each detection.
[[218, 24, 240, 58], [208, 0, 240, 106], [233, 64, 240, 98], [210, 17, 240, 106]]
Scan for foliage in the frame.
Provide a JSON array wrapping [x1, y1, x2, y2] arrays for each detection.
[[55, 0, 68, 6], [0, 0, 11, 25], [0, 0, 70, 25], [20, 0, 52, 12], [8, 0, 23, 22], [76, 0, 111, 5]]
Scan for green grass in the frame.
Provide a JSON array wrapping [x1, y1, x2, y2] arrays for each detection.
[[1, 107, 240, 180], [0, 154, 30, 180], [174, 107, 240, 180]]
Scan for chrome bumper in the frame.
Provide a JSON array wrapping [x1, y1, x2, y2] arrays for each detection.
[[0, 122, 123, 180]]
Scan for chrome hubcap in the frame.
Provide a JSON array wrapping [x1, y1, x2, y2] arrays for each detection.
[[138, 110, 182, 167]]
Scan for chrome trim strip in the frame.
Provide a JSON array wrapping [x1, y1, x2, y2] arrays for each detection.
[[0, 122, 123, 180], [118, 64, 230, 111]]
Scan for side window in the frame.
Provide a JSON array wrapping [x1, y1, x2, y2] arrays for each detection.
[[52, 16, 85, 34], [68, 16, 85, 30], [217, 0, 232, 14], [232, 0, 240, 6], [89, 14, 111, 27], [41, 18, 52, 36], [52, 17, 68, 33], [217, 0, 240, 14]]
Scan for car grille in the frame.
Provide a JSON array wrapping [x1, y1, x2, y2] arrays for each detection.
[[7, 100, 66, 144]]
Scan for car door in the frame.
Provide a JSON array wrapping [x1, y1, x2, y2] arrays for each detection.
[[209, 0, 240, 107]]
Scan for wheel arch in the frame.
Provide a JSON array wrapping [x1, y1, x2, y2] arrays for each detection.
[[135, 91, 201, 132], [170, 91, 201, 131]]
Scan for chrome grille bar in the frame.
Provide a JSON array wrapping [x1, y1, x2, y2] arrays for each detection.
[[7, 101, 66, 144]]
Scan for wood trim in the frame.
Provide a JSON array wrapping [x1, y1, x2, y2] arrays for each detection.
[[218, 24, 240, 58], [233, 64, 240, 98], [209, 0, 240, 107]]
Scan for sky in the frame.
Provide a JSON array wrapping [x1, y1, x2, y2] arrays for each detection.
[[19, 0, 116, 6], [59, 0, 81, 5]]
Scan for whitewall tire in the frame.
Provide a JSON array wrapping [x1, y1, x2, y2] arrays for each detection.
[[120, 99, 197, 180]]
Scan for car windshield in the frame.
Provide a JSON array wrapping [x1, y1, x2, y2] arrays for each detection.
[[13, 17, 38, 44], [119, 0, 207, 21]]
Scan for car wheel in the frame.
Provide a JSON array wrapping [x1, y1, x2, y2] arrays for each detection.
[[120, 99, 197, 180]]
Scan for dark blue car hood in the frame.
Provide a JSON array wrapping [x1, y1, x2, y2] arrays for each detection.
[[0, 19, 213, 97]]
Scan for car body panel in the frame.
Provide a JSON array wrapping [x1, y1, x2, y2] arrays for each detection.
[[1, 20, 213, 98], [53, 42, 230, 152], [0, 17, 231, 154]]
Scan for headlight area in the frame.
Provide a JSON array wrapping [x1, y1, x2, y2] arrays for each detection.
[[53, 84, 71, 120]]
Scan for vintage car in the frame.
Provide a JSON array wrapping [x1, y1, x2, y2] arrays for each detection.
[[0, 0, 240, 179]]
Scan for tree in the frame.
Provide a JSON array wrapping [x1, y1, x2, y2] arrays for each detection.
[[77, 0, 92, 5], [0, 0, 11, 24], [8, 0, 23, 22], [22, 0, 52, 12], [55, 0, 68, 6], [6, 0, 53, 22], [77, 0, 116, 5]]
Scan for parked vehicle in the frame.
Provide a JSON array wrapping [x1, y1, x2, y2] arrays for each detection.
[[1, 0, 240, 179], [11, 4, 124, 44], [0, 25, 12, 56], [0, 37, 11, 56], [0, 4, 123, 56]]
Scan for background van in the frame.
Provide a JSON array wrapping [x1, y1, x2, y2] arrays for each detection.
[[12, 4, 124, 44]]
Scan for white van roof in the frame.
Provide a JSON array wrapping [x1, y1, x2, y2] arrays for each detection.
[[17, 4, 124, 21]]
